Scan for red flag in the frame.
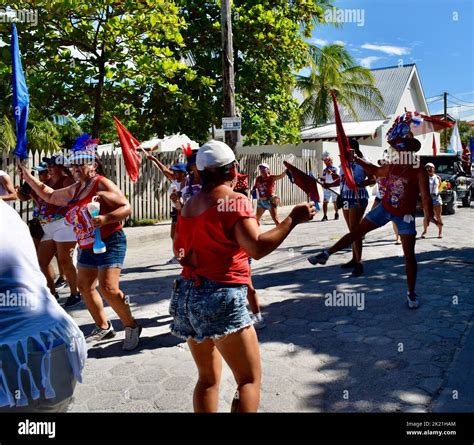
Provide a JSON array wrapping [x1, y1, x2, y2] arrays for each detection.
[[283, 161, 320, 202], [113, 116, 141, 182], [331, 90, 357, 191], [432, 134, 437, 156]]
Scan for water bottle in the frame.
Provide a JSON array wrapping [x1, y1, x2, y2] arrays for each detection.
[[86, 196, 106, 254]]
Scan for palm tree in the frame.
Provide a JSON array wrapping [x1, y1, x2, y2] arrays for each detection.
[[0, 76, 83, 155], [296, 44, 384, 128], [0, 108, 82, 155]]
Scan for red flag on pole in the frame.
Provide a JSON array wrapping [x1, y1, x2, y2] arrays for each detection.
[[331, 90, 357, 191], [432, 134, 437, 156], [283, 161, 320, 203], [113, 116, 141, 182]]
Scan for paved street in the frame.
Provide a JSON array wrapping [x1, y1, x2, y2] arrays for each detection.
[[66, 202, 474, 413]]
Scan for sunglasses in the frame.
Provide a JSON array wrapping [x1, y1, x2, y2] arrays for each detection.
[[70, 163, 94, 169]]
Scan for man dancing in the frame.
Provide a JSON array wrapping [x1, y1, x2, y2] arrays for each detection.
[[308, 132, 433, 309]]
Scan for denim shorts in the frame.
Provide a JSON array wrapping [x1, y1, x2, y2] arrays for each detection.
[[77, 229, 127, 269], [431, 194, 443, 206], [365, 203, 416, 236], [169, 277, 253, 343], [257, 199, 272, 210], [342, 197, 368, 209]]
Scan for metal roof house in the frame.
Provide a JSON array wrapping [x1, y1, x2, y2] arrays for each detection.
[[237, 64, 439, 170], [298, 63, 439, 161]]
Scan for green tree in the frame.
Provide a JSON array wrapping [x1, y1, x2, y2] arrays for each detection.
[[296, 44, 384, 127], [177, 1, 332, 145], [0, 1, 215, 143], [440, 120, 473, 149]]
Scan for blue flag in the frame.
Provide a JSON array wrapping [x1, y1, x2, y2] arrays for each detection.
[[470, 136, 474, 164], [11, 23, 30, 159]]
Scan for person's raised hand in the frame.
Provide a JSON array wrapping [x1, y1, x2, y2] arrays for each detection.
[[290, 201, 316, 224]]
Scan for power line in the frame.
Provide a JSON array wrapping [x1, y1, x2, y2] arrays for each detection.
[[448, 93, 474, 105], [426, 94, 444, 102], [447, 99, 474, 108]]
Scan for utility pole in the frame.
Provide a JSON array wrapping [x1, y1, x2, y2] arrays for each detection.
[[443, 91, 448, 151], [221, 0, 238, 151]]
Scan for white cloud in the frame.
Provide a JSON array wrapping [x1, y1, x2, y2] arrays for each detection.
[[308, 38, 328, 47], [361, 43, 410, 56], [358, 56, 383, 68], [333, 40, 345, 46]]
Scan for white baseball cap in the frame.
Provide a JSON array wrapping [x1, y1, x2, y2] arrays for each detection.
[[425, 162, 435, 168], [258, 162, 270, 169], [196, 140, 236, 171]]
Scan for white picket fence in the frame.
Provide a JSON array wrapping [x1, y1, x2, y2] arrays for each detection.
[[1, 150, 319, 224]]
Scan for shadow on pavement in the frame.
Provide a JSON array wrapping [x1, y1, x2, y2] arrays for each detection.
[[252, 247, 474, 412]]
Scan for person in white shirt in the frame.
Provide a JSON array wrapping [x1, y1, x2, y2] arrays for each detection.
[[0, 200, 86, 412], [320, 157, 340, 221], [421, 162, 443, 239], [0, 169, 17, 203]]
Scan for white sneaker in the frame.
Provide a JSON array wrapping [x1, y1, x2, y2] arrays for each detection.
[[406, 294, 420, 309], [123, 324, 142, 351], [86, 321, 116, 344], [308, 250, 330, 266]]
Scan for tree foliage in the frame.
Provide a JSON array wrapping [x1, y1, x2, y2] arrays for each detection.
[[440, 120, 473, 148], [0, 0, 215, 144], [178, 1, 330, 145], [1, 1, 332, 147], [296, 44, 384, 127]]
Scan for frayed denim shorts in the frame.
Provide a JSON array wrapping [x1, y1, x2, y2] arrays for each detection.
[[169, 277, 252, 343]]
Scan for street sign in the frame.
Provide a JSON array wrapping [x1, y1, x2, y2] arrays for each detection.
[[222, 117, 241, 131]]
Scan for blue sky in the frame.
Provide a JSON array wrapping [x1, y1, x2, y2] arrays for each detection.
[[308, 0, 474, 121]]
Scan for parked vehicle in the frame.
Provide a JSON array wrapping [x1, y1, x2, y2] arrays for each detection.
[[418, 154, 472, 214]]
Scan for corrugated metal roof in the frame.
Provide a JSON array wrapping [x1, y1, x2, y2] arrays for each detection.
[[300, 119, 385, 141], [302, 64, 415, 129]]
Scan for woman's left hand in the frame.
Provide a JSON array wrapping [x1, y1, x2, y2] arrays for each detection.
[[91, 215, 107, 228]]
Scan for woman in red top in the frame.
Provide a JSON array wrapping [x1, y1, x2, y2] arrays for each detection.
[[252, 163, 287, 225], [308, 133, 433, 310], [18, 136, 141, 351], [171, 140, 315, 412]]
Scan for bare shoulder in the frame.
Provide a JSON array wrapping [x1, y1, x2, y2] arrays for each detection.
[[98, 177, 120, 192]]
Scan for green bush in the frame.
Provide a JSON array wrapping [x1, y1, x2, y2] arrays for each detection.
[[125, 218, 161, 227]]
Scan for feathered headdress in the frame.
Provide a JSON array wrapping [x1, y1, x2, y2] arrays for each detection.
[[69, 133, 100, 163], [179, 143, 198, 166], [181, 143, 193, 158], [71, 133, 99, 152], [386, 111, 453, 143]]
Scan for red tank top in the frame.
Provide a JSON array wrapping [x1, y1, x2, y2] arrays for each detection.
[[255, 175, 275, 199], [65, 176, 122, 249], [382, 165, 420, 216], [174, 195, 256, 285]]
